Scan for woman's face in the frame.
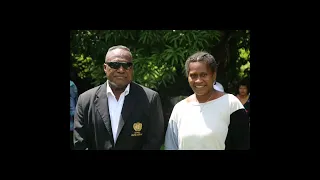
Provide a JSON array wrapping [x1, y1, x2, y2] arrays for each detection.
[[239, 85, 248, 96], [188, 61, 215, 96]]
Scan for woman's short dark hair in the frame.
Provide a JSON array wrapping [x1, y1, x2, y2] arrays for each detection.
[[185, 51, 217, 77]]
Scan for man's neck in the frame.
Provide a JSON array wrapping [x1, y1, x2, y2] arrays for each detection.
[[113, 88, 125, 99], [108, 81, 128, 101]]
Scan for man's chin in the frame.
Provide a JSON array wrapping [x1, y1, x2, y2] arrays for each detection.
[[109, 81, 128, 89], [114, 84, 127, 89]]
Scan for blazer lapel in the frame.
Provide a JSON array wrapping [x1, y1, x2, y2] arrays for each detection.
[[94, 83, 114, 145], [121, 83, 136, 124], [116, 83, 136, 138], [116, 115, 125, 141]]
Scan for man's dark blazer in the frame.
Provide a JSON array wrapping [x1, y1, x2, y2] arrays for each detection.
[[73, 82, 164, 150]]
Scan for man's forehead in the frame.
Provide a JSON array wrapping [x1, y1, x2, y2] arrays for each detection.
[[106, 49, 132, 61]]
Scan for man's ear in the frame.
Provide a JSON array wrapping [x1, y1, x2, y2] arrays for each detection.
[[103, 63, 107, 73]]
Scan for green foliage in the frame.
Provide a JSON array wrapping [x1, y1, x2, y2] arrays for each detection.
[[71, 53, 94, 79], [70, 30, 250, 93], [237, 30, 250, 80], [238, 48, 250, 79], [70, 30, 222, 89], [225, 30, 251, 94]]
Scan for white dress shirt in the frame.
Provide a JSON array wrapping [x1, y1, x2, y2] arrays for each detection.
[[106, 81, 130, 143]]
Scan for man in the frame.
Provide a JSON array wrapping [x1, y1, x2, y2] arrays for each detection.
[[70, 80, 78, 149], [74, 45, 164, 150]]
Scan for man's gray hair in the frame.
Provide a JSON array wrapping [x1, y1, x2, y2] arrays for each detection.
[[184, 51, 217, 77], [105, 45, 132, 62]]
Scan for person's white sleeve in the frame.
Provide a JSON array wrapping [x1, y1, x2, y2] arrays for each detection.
[[164, 106, 179, 150]]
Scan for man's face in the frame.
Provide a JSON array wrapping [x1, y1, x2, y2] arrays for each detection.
[[239, 85, 248, 96], [188, 61, 215, 96], [104, 49, 133, 89]]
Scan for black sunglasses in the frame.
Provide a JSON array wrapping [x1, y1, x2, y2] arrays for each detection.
[[106, 62, 133, 70]]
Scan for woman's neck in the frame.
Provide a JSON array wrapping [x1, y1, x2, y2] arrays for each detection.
[[238, 94, 248, 99], [195, 90, 215, 103]]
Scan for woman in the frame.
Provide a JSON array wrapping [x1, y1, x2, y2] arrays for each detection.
[[164, 52, 250, 150], [236, 80, 250, 118]]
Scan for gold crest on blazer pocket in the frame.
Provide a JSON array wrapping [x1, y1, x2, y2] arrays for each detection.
[[131, 122, 143, 136]]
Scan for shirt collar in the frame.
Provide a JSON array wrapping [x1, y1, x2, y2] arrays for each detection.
[[106, 80, 130, 97]]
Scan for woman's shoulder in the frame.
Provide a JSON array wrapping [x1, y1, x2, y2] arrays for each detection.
[[225, 93, 245, 113], [185, 94, 195, 103], [225, 93, 240, 101], [174, 97, 188, 109]]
